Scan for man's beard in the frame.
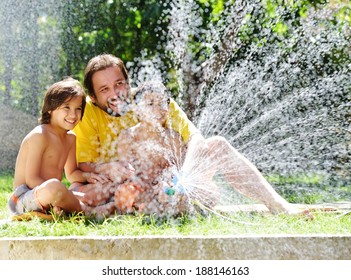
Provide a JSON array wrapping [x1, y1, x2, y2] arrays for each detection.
[[106, 106, 126, 117], [105, 99, 130, 117]]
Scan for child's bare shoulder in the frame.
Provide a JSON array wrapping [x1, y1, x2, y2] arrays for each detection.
[[65, 130, 77, 145], [67, 130, 77, 139], [23, 125, 45, 140], [19, 125, 48, 150]]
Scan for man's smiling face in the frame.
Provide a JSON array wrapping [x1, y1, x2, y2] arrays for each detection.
[[91, 65, 131, 116]]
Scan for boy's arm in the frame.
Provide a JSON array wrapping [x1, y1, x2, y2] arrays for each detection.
[[72, 128, 136, 184], [76, 160, 135, 184], [24, 133, 48, 188], [64, 134, 109, 184]]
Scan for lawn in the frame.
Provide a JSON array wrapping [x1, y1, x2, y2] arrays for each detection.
[[1, 171, 351, 237]]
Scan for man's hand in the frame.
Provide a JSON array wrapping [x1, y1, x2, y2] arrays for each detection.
[[84, 172, 111, 184], [114, 182, 143, 213], [96, 161, 135, 183]]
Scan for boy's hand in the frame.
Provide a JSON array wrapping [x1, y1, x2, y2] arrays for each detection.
[[85, 172, 110, 184]]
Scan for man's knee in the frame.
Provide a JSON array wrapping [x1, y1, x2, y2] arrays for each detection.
[[206, 135, 232, 150]]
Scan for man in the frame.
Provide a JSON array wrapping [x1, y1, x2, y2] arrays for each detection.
[[71, 54, 198, 208], [73, 53, 302, 215]]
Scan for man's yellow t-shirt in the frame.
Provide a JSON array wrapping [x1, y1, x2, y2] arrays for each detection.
[[74, 97, 199, 164]]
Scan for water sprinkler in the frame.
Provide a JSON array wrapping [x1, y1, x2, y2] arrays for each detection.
[[172, 173, 185, 194], [164, 186, 175, 196], [163, 171, 187, 196]]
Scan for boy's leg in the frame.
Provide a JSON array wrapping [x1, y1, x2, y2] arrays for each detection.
[[35, 179, 82, 213]]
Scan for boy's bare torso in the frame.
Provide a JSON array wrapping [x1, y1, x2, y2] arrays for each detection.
[[13, 125, 74, 189]]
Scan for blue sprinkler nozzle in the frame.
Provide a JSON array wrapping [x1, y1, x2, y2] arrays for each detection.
[[172, 173, 185, 194], [164, 187, 175, 196], [163, 181, 175, 196]]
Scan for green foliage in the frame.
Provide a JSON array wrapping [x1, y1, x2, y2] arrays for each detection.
[[0, 1, 349, 192], [59, 0, 168, 79], [0, 0, 349, 117], [238, 0, 350, 51], [268, 173, 351, 204]]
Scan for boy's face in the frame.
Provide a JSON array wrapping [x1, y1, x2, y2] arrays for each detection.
[[90, 65, 131, 117], [50, 96, 83, 131], [136, 90, 169, 125]]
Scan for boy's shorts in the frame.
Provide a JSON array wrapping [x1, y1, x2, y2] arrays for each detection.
[[7, 184, 43, 215]]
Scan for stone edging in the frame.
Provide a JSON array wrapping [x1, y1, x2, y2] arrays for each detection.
[[1, 235, 351, 260]]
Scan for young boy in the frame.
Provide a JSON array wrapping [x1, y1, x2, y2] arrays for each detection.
[[7, 77, 106, 217]]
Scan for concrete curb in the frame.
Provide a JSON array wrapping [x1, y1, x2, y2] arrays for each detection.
[[1, 235, 351, 260]]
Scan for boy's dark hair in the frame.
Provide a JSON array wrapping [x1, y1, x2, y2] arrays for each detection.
[[84, 54, 129, 98], [39, 77, 86, 124]]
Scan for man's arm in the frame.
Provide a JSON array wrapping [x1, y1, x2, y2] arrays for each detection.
[[78, 161, 135, 184], [167, 99, 200, 143]]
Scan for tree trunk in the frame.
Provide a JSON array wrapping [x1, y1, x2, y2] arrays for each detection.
[[181, 2, 248, 121]]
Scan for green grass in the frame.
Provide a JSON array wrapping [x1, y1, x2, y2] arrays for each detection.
[[1, 171, 351, 237], [268, 173, 351, 204], [0, 171, 13, 222], [1, 209, 351, 238]]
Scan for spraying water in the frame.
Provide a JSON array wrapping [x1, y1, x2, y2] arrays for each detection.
[[135, 0, 351, 212]]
